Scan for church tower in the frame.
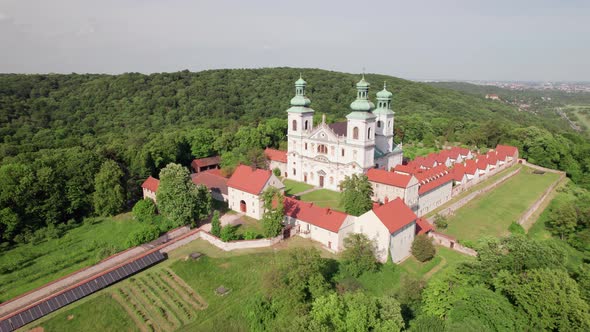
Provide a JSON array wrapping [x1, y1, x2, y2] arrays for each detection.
[[286, 75, 314, 181], [374, 82, 395, 154], [346, 76, 376, 170]]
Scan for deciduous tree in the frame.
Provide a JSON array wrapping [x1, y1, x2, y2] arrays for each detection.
[[411, 234, 435, 262], [93, 160, 125, 216], [340, 233, 378, 277], [339, 174, 373, 216]]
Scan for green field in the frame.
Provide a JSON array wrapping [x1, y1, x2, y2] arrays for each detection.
[[283, 179, 314, 196], [38, 294, 138, 332], [299, 189, 343, 211], [29, 236, 471, 331], [0, 213, 148, 302], [441, 167, 560, 242]]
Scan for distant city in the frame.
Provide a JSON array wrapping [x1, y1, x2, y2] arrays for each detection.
[[419, 79, 590, 93]]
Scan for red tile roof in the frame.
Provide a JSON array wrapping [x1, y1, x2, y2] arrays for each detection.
[[227, 165, 272, 195], [264, 148, 287, 163], [452, 163, 466, 181], [476, 157, 488, 170], [449, 146, 470, 156], [367, 168, 414, 188], [141, 176, 160, 192], [191, 156, 220, 170], [465, 159, 478, 175], [284, 197, 348, 233], [416, 218, 433, 235], [486, 151, 497, 165], [419, 173, 453, 195], [394, 164, 418, 175], [372, 198, 417, 234], [415, 164, 449, 183], [191, 170, 229, 195], [496, 145, 518, 157]]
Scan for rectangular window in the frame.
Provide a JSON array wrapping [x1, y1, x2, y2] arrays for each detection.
[[305, 142, 308, 150], [293, 168, 296, 176], [341, 149, 345, 157]]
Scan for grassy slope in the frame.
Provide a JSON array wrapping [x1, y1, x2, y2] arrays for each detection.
[[39, 294, 138, 332], [30, 237, 473, 331], [442, 167, 559, 242], [0, 213, 147, 302]]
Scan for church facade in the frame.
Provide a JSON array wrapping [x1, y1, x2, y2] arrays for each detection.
[[286, 76, 403, 191]]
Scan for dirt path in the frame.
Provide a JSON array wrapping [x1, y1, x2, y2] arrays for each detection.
[[423, 256, 447, 280], [521, 176, 568, 231]]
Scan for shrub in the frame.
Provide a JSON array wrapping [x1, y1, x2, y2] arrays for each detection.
[[126, 225, 160, 247], [273, 167, 281, 177], [460, 239, 476, 249], [132, 199, 157, 223], [243, 230, 258, 240], [220, 225, 238, 242], [412, 234, 436, 262], [508, 222, 525, 235], [211, 210, 221, 237], [433, 214, 448, 229]]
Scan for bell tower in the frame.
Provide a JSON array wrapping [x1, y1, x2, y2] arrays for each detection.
[[346, 75, 376, 170], [286, 75, 314, 181], [374, 82, 395, 153]]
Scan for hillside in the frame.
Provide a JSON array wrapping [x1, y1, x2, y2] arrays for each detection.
[[0, 68, 558, 157], [0, 68, 588, 246]]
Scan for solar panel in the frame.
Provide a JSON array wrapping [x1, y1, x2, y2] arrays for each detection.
[[0, 319, 12, 332]]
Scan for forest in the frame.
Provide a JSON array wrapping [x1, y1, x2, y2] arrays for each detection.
[[0, 68, 589, 246]]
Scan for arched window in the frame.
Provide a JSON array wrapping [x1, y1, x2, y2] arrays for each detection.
[[353, 127, 359, 139], [377, 121, 382, 128], [388, 121, 392, 128], [292, 120, 297, 131], [317, 144, 328, 154], [304, 120, 309, 130], [368, 128, 372, 139]]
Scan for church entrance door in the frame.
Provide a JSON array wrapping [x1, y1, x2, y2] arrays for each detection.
[[319, 176, 324, 188]]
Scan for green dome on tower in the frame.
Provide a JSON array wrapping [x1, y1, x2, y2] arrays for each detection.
[[356, 75, 370, 88], [290, 74, 311, 107], [376, 82, 393, 99]]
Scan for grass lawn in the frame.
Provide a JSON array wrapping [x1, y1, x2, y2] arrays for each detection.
[[234, 215, 264, 238], [441, 167, 560, 242], [426, 164, 521, 218], [299, 189, 343, 211], [39, 294, 138, 332], [0, 213, 148, 302], [28, 235, 473, 331], [283, 179, 314, 196], [358, 246, 473, 296]]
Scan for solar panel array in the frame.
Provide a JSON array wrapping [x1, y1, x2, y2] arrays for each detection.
[[0, 250, 165, 332]]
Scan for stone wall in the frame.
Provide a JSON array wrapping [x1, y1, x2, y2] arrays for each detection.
[[516, 161, 566, 226], [429, 231, 477, 256]]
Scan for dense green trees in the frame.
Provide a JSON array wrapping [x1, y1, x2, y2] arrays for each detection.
[[210, 210, 221, 237], [340, 233, 379, 277], [339, 174, 373, 216], [156, 163, 211, 227], [93, 160, 125, 216], [1, 68, 589, 244]]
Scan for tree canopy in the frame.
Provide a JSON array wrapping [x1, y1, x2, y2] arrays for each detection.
[[339, 174, 373, 216]]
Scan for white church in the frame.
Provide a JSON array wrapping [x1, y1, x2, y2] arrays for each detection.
[[286, 76, 403, 191]]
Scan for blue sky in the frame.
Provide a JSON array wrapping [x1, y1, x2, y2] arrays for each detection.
[[0, 0, 588, 81]]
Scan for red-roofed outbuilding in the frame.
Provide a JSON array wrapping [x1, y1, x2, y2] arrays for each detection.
[[141, 176, 160, 202], [227, 165, 285, 219]]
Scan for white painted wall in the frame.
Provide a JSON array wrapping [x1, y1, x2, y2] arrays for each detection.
[[228, 187, 264, 219], [284, 216, 342, 251], [142, 188, 157, 203], [354, 211, 391, 263], [417, 181, 453, 216], [390, 222, 416, 263]]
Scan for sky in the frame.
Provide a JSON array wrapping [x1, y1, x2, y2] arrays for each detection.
[[0, 0, 589, 81]]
